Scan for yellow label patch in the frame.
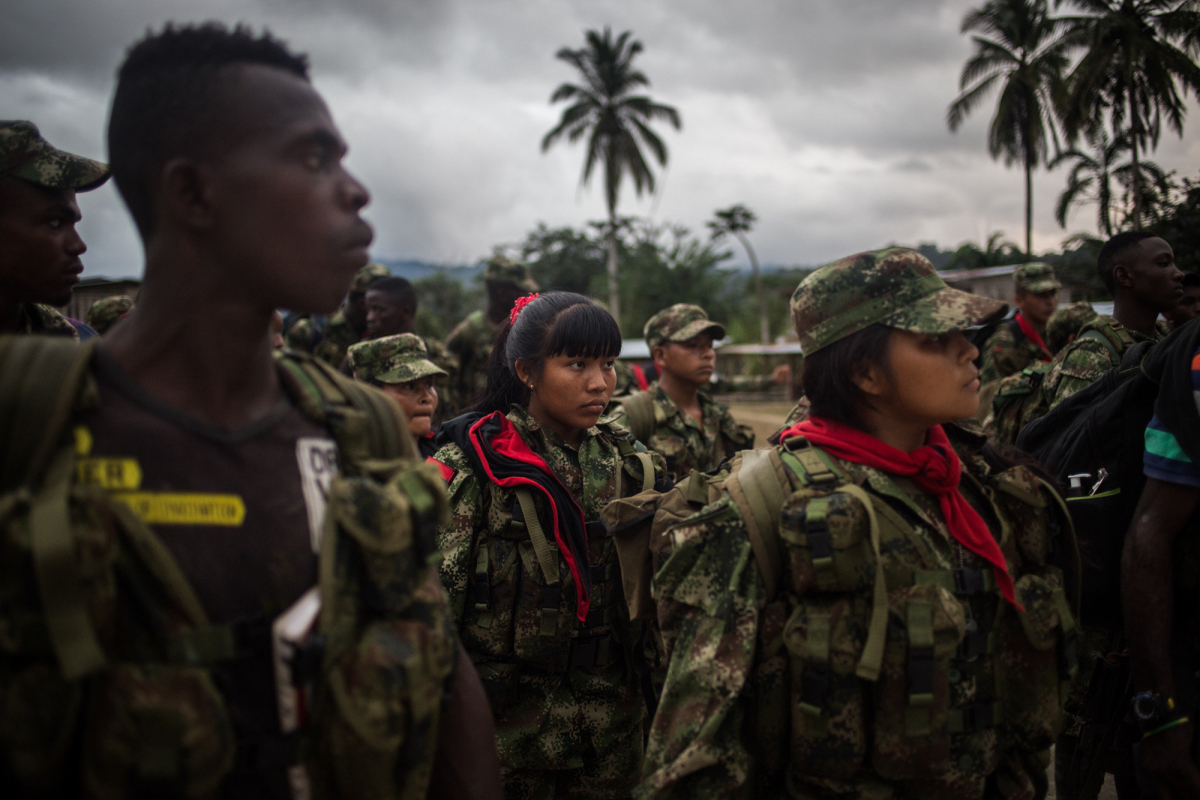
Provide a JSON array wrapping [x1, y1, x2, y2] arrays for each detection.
[[113, 493, 246, 526], [74, 426, 93, 456], [76, 458, 143, 490]]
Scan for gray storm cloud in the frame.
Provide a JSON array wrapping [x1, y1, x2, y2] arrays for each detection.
[[3, 0, 1198, 279]]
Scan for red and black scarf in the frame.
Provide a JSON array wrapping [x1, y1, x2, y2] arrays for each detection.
[[431, 412, 592, 621], [1015, 312, 1052, 362]]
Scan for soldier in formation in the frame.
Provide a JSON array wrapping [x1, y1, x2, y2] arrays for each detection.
[[446, 256, 539, 411], [85, 294, 135, 335], [640, 249, 1078, 799], [1165, 271, 1200, 332], [348, 332, 449, 458], [978, 263, 1061, 384], [0, 23, 500, 799], [609, 303, 754, 481], [285, 261, 391, 365], [430, 291, 666, 798], [0, 120, 110, 339]]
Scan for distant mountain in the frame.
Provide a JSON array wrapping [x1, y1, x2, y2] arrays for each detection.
[[377, 259, 483, 286]]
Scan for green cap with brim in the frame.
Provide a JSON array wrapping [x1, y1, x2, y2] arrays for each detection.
[[0, 121, 110, 191], [792, 248, 1008, 355], [348, 333, 448, 385], [1014, 263, 1062, 295], [484, 256, 539, 292], [643, 303, 726, 350], [350, 263, 392, 295]]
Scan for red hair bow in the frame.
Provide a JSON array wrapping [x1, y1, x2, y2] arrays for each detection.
[[510, 293, 540, 325]]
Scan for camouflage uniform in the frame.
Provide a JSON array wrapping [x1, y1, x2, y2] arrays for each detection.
[[286, 264, 391, 364], [1043, 315, 1171, 409], [348, 332, 448, 386], [1044, 301, 1097, 356], [610, 383, 752, 481], [610, 304, 754, 481], [13, 302, 79, 338], [432, 405, 664, 798], [85, 295, 134, 335], [641, 250, 1075, 799], [446, 258, 538, 411], [978, 264, 1060, 384]]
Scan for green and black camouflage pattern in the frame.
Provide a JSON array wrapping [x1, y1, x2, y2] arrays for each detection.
[[445, 309, 499, 411], [1044, 301, 1097, 355], [643, 304, 725, 350], [85, 295, 134, 335], [1044, 315, 1168, 409], [979, 322, 1051, 384], [348, 332, 447, 385], [0, 120, 109, 191], [15, 303, 78, 339]]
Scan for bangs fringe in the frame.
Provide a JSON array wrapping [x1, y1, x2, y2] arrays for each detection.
[[543, 302, 622, 361]]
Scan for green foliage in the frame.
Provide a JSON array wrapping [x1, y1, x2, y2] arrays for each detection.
[[944, 231, 1027, 270], [515, 222, 607, 295], [1150, 175, 1200, 274], [414, 271, 481, 340]]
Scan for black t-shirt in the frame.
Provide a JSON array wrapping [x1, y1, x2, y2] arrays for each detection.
[[74, 351, 338, 791]]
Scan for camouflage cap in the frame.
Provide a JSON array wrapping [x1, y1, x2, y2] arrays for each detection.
[[85, 295, 134, 334], [484, 256, 539, 292], [349, 263, 392, 295], [791, 248, 1008, 355], [347, 333, 448, 385], [0, 121, 109, 192], [1014, 262, 1062, 294], [1045, 300, 1097, 354], [643, 303, 726, 350]]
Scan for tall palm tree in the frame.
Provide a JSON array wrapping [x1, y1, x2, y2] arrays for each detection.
[[707, 204, 770, 344], [946, 231, 1026, 270], [1059, 0, 1200, 229], [1049, 123, 1171, 234], [948, 0, 1071, 257], [542, 27, 681, 328]]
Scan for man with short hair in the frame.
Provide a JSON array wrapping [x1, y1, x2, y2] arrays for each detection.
[[362, 274, 458, 414], [978, 263, 1060, 383], [0, 22, 499, 799], [1166, 271, 1200, 332], [285, 261, 390, 365], [0, 120, 109, 339], [446, 255, 537, 409], [1045, 231, 1182, 408], [608, 303, 754, 481]]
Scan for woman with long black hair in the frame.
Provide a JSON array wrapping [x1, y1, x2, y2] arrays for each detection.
[[430, 291, 665, 798]]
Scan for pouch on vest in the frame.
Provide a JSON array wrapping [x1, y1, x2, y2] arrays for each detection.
[[779, 486, 877, 594], [995, 571, 1076, 753]]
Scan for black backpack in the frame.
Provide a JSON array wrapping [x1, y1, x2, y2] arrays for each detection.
[[1015, 340, 1156, 629]]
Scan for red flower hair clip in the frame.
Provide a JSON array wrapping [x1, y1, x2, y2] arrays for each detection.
[[510, 293, 540, 325]]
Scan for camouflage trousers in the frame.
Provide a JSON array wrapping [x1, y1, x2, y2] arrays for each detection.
[[501, 734, 643, 800]]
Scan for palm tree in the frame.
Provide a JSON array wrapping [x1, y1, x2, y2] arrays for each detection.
[[948, 0, 1070, 257], [542, 27, 681, 328], [1050, 123, 1170, 234], [1059, 0, 1200, 228], [946, 231, 1026, 270], [708, 204, 770, 344]]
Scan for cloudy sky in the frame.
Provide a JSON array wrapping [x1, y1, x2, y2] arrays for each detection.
[[4, 0, 1199, 279]]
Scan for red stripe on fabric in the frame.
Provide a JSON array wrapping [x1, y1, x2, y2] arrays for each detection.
[[1190, 352, 1200, 371], [427, 457, 456, 483], [633, 364, 649, 392], [467, 413, 591, 622], [1015, 312, 1052, 362], [778, 416, 1022, 611]]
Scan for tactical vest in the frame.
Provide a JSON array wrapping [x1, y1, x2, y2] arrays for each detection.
[[459, 421, 656, 711], [987, 361, 1052, 445], [676, 435, 1080, 792], [0, 336, 453, 799]]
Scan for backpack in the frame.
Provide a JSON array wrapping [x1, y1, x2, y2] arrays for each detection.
[[969, 316, 1020, 369], [1015, 339, 1156, 629], [986, 361, 1052, 445], [615, 390, 657, 445], [0, 335, 452, 798]]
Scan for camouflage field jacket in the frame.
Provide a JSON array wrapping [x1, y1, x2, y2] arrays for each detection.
[[1044, 316, 1169, 409], [638, 424, 1077, 800], [979, 320, 1051, 384], [432, 405, 664, 777]]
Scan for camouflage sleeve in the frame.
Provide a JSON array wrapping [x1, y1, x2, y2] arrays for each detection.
[[637, 498, 764, 800], [1047, 339, 1113, 409], [718, 406, 755, 459], [431, 443, 485, 623], [979, 325, 1018, 383]]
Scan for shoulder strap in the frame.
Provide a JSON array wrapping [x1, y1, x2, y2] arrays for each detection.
[[1005, 316, 1024, 343], [618, 391, 657, 445], [278, 351, 416, 468], [1078, 327, 1123, 365], [0, 335, 99, 491]]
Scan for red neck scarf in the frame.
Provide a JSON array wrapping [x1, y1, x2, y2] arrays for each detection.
[[780, 415, 1020, 609], [1015, 312, 1052, 362]]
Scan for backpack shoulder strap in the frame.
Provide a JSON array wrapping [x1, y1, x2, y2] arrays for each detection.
[[1078, 327, 1123, 365], [0, 335, 99, 491], [617, 390, 657, 445], [1005, 316, 1025, 343], [277, 350, 416, 467]]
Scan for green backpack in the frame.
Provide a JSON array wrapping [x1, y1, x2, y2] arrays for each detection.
[[0, 335, 452, 798]]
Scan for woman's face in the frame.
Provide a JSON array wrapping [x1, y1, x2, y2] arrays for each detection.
[[861, 330, 981, 428], [520, 353, 616, 439], [381, 376, 438, 436]]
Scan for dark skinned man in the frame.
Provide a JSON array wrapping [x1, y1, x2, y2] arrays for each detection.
[[1165, 271, 1200, 332], [0, 120, 109, 338], [445, 255, 536, 410], [285, 261, 389, 364], [0, 23, 500, 800], [1045, 232, 1182, 408]]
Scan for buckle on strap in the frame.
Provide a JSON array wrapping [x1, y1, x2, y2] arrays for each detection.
[[781, 436, 839, 486], [953, 567, 993, 596], [906, 600, 936, 737]]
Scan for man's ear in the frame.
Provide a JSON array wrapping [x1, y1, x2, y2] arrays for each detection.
[[158, 158, 216, 231], [651, 344, 667, 369], [1113, 262, 1135, 289]]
